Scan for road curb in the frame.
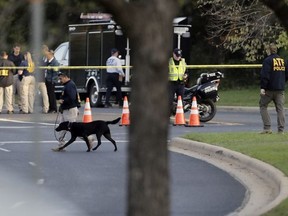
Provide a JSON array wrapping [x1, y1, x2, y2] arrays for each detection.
[[218, 106, 288, 113], [170, 137, 288, 216]]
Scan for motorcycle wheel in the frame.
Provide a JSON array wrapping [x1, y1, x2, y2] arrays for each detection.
[[198, 99, 216, 122]]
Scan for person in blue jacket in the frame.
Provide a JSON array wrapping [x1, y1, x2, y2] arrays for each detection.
[[259, 43, 288, 134], [52, 72, 79, 150]]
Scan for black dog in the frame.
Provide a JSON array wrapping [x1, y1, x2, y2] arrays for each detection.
[[54, 117, 121, 152]]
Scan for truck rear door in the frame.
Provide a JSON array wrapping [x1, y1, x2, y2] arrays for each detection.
[[69, 31, 87, 90]]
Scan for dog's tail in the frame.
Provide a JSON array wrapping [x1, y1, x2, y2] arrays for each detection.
[[106, 117, 121, 125]]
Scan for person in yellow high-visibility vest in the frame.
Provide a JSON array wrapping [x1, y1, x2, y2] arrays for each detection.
[[169, 48, 187, 115]]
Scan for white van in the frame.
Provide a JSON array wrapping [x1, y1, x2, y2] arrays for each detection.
[[54, 41, 69, 66]]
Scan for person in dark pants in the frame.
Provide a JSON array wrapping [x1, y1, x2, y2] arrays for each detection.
[[52, 72, 79, 150], [169, 48, 187, 115], [44, 50, 59, 113], [105, 48, 125, 108], [259, 43, 288, 134]]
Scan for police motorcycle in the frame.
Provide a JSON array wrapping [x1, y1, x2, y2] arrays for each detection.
[[173, 71, 224, 122]]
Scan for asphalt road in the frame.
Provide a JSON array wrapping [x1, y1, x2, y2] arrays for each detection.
[[0, 106, 265, 216]]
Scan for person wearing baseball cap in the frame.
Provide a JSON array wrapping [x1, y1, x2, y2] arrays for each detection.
[[173, 48, 182, 58], [168, 48, 187, 115]]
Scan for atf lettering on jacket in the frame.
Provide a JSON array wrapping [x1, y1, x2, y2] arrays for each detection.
[[0, 69, 9, 76], [273, 58, 285, 71]]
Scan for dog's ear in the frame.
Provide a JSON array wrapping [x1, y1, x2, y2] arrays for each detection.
[[57, 121, 68, 127], [61, 121, 69, 125]]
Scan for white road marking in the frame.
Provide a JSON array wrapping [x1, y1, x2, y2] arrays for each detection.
[[0, 140, 128, 145], [0, 147, 10, 152], [28, 162, 37, 166], [0, 118, 54, 125], [0, 140, 128, 153], [11, 201, 26, 209], [37, 179, 45, 185], [0, 126, 52, 129]]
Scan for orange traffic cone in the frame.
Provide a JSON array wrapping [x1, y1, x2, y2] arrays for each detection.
[[173, 96, 185, 126], [119, 96, 130, 126], [185, 96, 203, 127], [82, 98, 93, 123]]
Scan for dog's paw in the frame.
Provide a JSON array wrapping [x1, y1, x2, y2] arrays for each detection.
[[86, 149, 91, 152]]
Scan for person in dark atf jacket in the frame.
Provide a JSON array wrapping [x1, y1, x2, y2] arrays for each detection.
[[0, 51, 15, 114], [259, 43, 288, 134], [8, 43, 24, 111], [53, 72, 80, 149], [44, 50, 59, 113]]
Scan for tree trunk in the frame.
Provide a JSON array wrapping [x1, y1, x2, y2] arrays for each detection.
[[99, 0, 178, 215]]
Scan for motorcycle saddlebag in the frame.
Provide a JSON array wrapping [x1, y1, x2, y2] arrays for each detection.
[[197, 82, 218, 99]]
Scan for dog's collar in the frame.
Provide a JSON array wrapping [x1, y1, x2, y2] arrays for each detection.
[[68, 122, 73, 130]]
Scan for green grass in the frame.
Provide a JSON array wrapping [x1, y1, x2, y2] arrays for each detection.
[[218, 88, 259, 106], [218, 87, 288, 107], [183, 132, 288, 215], [185, 86, 288, 216], [183, 87, 288, 215]]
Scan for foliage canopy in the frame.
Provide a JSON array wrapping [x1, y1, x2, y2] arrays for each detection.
[[0, 0, 98, 51], [197, 0, 288, 62]]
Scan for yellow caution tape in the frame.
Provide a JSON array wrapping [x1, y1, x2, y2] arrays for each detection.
[[0, 66, 133, 70], [0, 64, 262, 70], [186, 64, 262, 69]]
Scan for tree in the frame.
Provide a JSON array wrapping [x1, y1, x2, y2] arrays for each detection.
[[197, 0, 288, 62], [0, 0, 98, 50], [98, 1, 178, 215], [0, 0, 181, 214]]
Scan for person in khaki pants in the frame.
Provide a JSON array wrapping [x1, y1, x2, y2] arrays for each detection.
[[0, 51, 15, 114], [8, 44, 24, 111], [17, 52, 36, 114], [35, 46, 50, 113], [37, 70, 49, 113]]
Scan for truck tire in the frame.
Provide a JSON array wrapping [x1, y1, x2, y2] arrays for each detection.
[[89, 83, 102, 107]]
